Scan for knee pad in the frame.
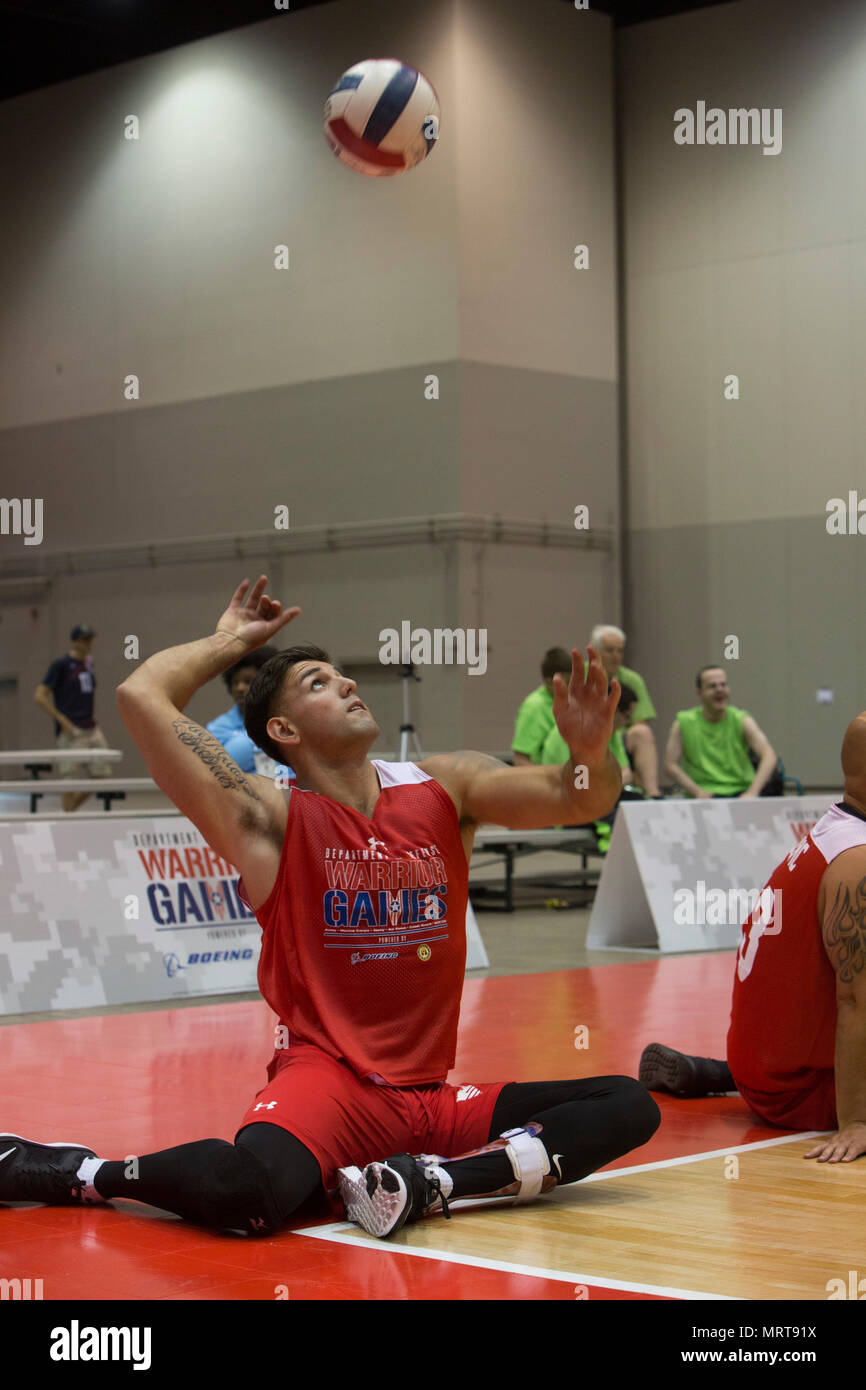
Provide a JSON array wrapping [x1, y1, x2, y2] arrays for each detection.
[[500, 1126, 551, 1204], [199, 1142, 283, 1237]]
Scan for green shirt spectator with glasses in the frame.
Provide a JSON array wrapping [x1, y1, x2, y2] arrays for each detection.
[[664, 666, 778, 798]]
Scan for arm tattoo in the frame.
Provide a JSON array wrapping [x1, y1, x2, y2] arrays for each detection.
[[822, 875, 866, 984], [171, 717, 260, 802]]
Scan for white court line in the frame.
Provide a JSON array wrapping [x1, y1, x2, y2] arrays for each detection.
[[579, 1128, 826, 1183], [292, 1130, 827, 1301], [291, 1223, 738, 1300]]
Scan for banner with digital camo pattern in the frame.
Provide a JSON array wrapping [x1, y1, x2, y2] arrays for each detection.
[[587, 795, 837, 953], [0, 817, 261, 1014]]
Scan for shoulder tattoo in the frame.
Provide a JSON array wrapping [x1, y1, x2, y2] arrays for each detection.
[[822, 874, 866, 984]]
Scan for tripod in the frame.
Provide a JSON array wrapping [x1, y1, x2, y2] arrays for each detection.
[[397, 662, 423, 761]]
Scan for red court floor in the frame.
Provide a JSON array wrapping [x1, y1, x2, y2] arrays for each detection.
[[1, 953, 794, 1300]]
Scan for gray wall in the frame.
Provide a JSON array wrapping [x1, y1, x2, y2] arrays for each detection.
[[0, 0, 619, 769], [620, 0, 866, 785]]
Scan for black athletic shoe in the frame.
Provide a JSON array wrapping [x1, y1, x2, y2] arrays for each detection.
[[338, 1153, 452, 1239], [0, 1133, 98, 1205], [639, 1044, 734, 1098], [639, 1044, 699, 1095], [639, 1045, 733, 1095]]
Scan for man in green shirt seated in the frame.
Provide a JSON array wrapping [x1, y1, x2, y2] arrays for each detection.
[[590, 624, 661, 797], [664, 666, 778, 798], [542, 683, 638, 787], [511, 647, 574, 765], [542, 684, 644, 850]]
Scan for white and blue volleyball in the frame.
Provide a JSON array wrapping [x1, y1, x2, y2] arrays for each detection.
[[323, 58, 440, 178]]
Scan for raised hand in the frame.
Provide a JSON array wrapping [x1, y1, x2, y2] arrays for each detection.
[[215, 575, 302, 654], [552, 646, 620, 765]]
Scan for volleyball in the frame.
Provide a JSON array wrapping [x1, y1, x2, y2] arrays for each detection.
[[323, 58, 440, 178]]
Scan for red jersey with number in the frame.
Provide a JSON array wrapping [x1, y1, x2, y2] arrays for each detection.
[[727, 802, 866, 1119], [237, 759, 468, 1087]]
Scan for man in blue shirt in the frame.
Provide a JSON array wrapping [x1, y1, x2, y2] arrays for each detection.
[[208, 646, 293, 783], [34, 624, 111, 812]]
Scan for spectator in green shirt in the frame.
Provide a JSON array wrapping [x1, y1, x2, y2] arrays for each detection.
[[590, 624, 661, 797], [542, 683, 638, 787], [541, 684, 643, 851], [511, 647, 574, 765], [664, 666, 778, 798]]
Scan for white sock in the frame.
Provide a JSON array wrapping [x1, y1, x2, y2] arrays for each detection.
[[76, 1156, 108, 1205]]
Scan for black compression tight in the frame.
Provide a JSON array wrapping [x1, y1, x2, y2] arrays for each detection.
[[93, 1126, 322, 1232], [441, 1074, 660, 1198], [92, 1075, 658, 1232]]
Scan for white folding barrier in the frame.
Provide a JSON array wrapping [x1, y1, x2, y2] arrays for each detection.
[[587, 794, 837, 954]]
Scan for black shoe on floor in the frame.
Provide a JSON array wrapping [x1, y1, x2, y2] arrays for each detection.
[[0, 1133, 98, 1205], [639, 1044, 734, 1098]]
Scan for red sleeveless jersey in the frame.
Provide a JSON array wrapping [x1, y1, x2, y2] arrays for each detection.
[[237, 759, 468, 1086], [727, 802, 866, 1094]]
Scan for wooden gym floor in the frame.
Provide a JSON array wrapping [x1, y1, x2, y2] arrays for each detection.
[[1, 946, 853, 1301]]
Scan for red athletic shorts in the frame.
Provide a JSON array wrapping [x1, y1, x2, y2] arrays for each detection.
[[735, 1071, 837, 1132], [236, 1042, 510, 1199]]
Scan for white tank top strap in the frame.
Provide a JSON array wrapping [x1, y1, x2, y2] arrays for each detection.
[[811, 803, 866, 864], [371, 758, 431, 787]]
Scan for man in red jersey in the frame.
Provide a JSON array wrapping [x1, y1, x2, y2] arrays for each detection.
[[640, 713, 866, 1165], [0, 576, 659, 1239]]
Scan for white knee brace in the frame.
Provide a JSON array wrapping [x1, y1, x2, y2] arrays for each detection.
[[500, 1127, 551, 1204]]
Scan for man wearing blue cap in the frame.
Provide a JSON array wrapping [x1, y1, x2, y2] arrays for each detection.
[[34, 625, 110, 812]]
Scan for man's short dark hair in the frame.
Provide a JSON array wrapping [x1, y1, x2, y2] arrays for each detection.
[[541, 646, 573, 680], [243, 644, 331, 765], [222, 645, 281, 692], [696, 665, 726, 692], [617, 682, 637, 714]]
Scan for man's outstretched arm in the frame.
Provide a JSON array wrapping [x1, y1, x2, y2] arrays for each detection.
[[423, 646, 621, 829], [116, 576, 300, 865]]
